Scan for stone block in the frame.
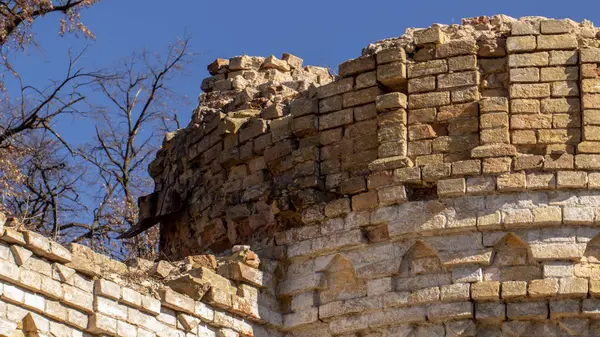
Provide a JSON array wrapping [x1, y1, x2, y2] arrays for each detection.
[[427, 302, 473, 323], [452, 267, 482, 283], [558, 278, 588, 297], [354, 103, 377, 121], [376, 48, 407, 64], [476, 302, 505, 322], [23, 231, 50, 257], [421, 163, 451, 181], [408, 76, 436, 93], [437, 178, 466, 197], [480, 97, 508, 113], [471, 144, 516, 158], [262, 55, 291, 72], [482, 157, 512, 174], [160, 288, 195, 314], [290, 97, 318, 117], [508, 52, 549, 68], [95, 279, 121, 301], [377, 185, 407, 205], [67, 243, 101, 277], [510, 83, 550, 98], [408, 91, 450, 109], [377, 62, 407, 87], [537, 34, 578, 50], [471, 281, 500, 300], [356, 71, 376, 89], [414, 26, 446, 45], [496, 172, 526, 191], [449, 55, 477, 71], [438, 71, 479, 89], [410, 286, 440, 304], [550, 299, 582, 318], [510, 67, 539, 83], [512, 21, 540, 35], [550, 50, 578, 65], [506, 36, 536, 52], [529, 278, 559, 297], [552, 81, 579, 97], [339, 56, 376, 77], [88, 313, 117, 335], [451, 86, 478, 103], [530, 243, 585, 260], [502, 281, 527, 299], [452, 160, 481, 176], [507, 301, 548, 320], [532, 206, 562, 225], [376, 93, 407, 111], [319, 95, 342, 113], [540, 66, 579, 82], [541, 98, 581, 113], [564, 206, 594, 225], [467, 176, 496, 194], [581, 48, 600, 63], [557, 171, 587, 188], [514, 155, 544, 171], [394, 167, 421, 183], [318, 109, 353, 131], [343, 86, 382, 108], [282, 53, 303, 69], [407, 60, 448, 78], [436, 39, 477, 58], [317, 77, 354, 99], [541, 19, 573, 34], [584, 94, 600, 109], [408, 124, 436, 140]]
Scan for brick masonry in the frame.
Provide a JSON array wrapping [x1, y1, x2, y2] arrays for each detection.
[[0, 214, 281, 337], [95, 15, 600, 336]]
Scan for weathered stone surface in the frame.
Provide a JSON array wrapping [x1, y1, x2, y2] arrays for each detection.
[[27, 16, 600, 337]]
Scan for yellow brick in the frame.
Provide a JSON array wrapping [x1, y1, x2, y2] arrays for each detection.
[[471, 281, 500, 300]]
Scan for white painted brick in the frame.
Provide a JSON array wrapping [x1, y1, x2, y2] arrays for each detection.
[[141, 294, 162, 316], [117, 320, 138, 337], [195, 301, 214, 322], [67, 308, 89, 329], [95, 296, 127, 320], [23, 290, 45, 311], [121, 287, 143, 308], [3, 283, 24, 303]]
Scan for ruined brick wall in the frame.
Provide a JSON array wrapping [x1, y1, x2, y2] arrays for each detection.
[[135, 15, 600, 336], [0, 216, 282, 337]]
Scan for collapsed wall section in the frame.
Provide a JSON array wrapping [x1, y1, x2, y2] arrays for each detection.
[[0, 216, 282, 337], [135, 15, 600, 336]]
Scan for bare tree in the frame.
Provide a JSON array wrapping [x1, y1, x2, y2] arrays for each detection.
[[0, 0, 98, 48], [0, 49, 103, 232], [0, 0, 100, 220], [74, 38, 191, 260], [0, 0, 194, 261]]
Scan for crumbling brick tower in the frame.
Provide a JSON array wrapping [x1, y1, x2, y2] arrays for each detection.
[[131, 15, 600, 335]]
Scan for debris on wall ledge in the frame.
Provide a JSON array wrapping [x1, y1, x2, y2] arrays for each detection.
[[141, 15, 600, 263], [0, 213, 282, 337]]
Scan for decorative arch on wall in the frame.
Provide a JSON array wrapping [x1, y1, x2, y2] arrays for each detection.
[[584, 233, 600, 263], [0, 314, 42, 337], [487, 232, 541, 282], [319, 254, 366, 305], [491, 233, 535, 266], [398, 240, 442, 278]]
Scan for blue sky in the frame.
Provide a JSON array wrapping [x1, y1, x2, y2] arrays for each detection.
[[14, 0, 600, 145]]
